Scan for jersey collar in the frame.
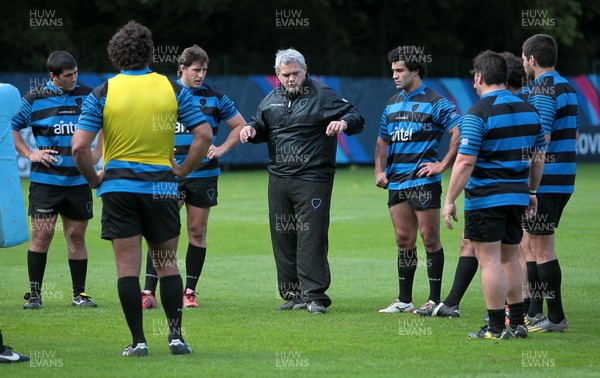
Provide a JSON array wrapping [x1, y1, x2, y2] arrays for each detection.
[[401, 83, 426, 102], [531, 70, 556, 86], [120, 67, 153, 76], [481, 88, 510, 99]]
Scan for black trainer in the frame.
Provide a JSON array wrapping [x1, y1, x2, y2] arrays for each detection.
[[276, 298, 307, 311], [0, 346, 30, 363], [415, 300, 438, 316], [508, 325, 529, 339], [122, 343, 148, 357], [467, 325, 509, 339], [72, 293, 97, 307], [432, 303, 460, 318], [168, 338, 192, 355], [23, 292, 42, 309], [307, 300, 326, 315]]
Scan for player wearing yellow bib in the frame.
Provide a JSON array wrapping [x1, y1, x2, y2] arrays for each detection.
[[72, 21, 212, 357]]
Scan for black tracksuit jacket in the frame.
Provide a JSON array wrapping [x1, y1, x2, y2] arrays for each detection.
[[248, 76, 365, 182]]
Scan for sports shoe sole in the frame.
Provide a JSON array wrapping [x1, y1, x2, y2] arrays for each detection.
[[72, 301, 98, 307]]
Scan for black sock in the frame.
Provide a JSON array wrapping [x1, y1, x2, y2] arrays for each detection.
[[27, 250, 47, 294], [537, 259, 565, 323], [508, 302, 525, 328], [117, 277, 146, 346], [160, 275, 184, 342], [144, 250, 159, 293], [426, 248, 444, 303], [185, 245, 206, 291], [443, 256, 478, 307], [398, 248, 417, 303], [526, 261, 543, 316], [523, 297, 531, 316], [68, 259, 88, 297], [487, 309, 505, 334]]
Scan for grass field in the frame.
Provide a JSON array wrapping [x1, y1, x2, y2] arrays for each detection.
[[1, 164, 598, 377]]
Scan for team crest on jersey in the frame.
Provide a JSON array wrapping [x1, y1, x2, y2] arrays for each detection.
[[411, 104, 419, 113], [86, 201, 93, 213], [311, 198, 321, 210], [207, 188, 216, 201], [75, 98, 83, 106], [299, 98, 308, 108], [199, 98, 207, 107]]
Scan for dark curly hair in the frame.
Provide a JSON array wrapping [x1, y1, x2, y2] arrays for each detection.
[[471, 50, 507, 86], [500, 51, 526, 90], [107, 20, 153, 70], [387, 45, 428, 79]]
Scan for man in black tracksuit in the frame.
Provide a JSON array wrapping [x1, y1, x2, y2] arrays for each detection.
[[240, 48, 364, 314]]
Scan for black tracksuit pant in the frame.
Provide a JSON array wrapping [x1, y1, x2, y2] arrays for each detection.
[[268, 174, 333, 307]]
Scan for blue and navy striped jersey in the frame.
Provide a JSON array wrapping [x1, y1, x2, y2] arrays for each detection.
[[379, 84, 460, 190], [459, 89, 546, 210], [77, 68, 207, 197], [174, 80, 238, 178], [527, 71, 578, 194], [516, 87, 529, 101], [12, 82, 91, 186]]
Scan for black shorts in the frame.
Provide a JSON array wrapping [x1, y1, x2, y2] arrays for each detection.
[[178, 176, 218, 208], [388, 182, 441, 210], [28, 183, 93, 221], [464, 205, 525, 244], [524, 193, 571, 235], [101, 192, 180, 244]]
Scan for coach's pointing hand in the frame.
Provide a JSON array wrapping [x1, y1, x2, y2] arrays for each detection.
[[240, 125, 256, 143], [325, 120, 347, 136]]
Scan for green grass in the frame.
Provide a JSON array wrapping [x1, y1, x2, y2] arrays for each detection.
[[1, 164, 599, 377]]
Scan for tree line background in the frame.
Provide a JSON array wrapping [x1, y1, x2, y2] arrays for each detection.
[[0, 0, 598, 78]]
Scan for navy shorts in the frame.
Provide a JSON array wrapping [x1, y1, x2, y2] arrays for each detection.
[[28, 183, 93, 221], [388, 182, 441, 210], [465, 205, 525, 244], [524, 193, 571, 235], [178, 176, 218, 208], [101, 192, 180, 243]]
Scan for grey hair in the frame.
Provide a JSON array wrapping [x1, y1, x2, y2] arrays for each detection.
[[274, 48, 306, 72]]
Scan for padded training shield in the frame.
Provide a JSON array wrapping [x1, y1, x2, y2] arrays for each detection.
[[0, 83, 29, 247]]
